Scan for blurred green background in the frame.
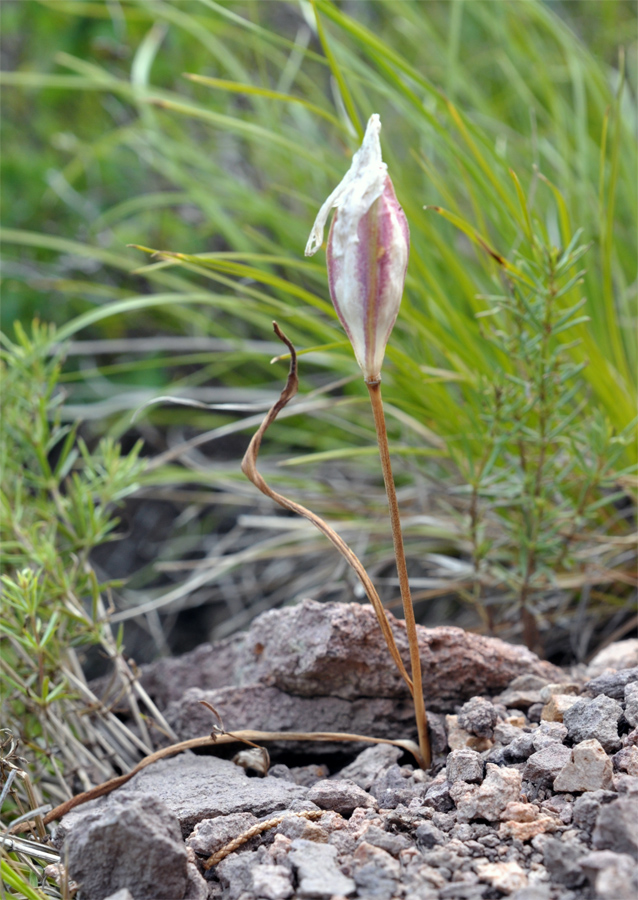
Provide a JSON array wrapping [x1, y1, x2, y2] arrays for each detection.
[[1, 0, 636, 665]]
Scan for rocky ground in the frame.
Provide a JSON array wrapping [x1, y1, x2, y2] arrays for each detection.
[[50, 602, 638, 900]]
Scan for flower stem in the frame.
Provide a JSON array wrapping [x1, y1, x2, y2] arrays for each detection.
[[367, 380, 431, 769]]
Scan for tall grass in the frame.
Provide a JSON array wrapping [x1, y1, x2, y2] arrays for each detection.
[[1, 1, 636, 659]]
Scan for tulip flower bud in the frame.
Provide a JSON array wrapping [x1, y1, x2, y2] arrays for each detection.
[[305, 114, 409, 383]]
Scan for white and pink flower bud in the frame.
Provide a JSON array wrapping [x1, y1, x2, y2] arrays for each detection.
[[305, 114, 409, 383]]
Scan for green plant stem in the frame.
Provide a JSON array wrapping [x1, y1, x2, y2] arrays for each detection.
[[367, 380, 431, 769]]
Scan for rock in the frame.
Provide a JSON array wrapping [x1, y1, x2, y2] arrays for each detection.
[[446, 749, 484, 784], [542, 836, 587, 887], [498, 802, 560, 841], [355, 824, 411, 857], [306, 779, 376, 815], [352, 841, 400, 900], [614, 773, 638, 794], [368, 763, 421, 809], [64, 791, 188, 900], [502, 731, 536, 763], [572, 790, 617, 833], [613, 745, 638, 775], [103, 892, 134, 900], [509, 888, 550, 900], [238, 600, 562, 707], [495, 674, 549, 709], [553, 738, 614, 792], [216, 851, 259, 900], [450, 763, 521, 822], [423, 776, 454, 812], [186, 812, 258, 856], [336, 744, 403, 790], [445, 714, 492, 751], [531, 721, 568, 751], [457, 697, 499, 738], [584, 666, 638, 701], [252, 864, 294, 900], [624, 682, 638, 727], [415, 821, 447, 848], [118, 754, 307, 835], [563, 694, 623, 752], [579, 850, 638, 900], [540, 694, 581, 722], [289, 839, 356, 898], [184, 851, 209, 900], [164, 684, 415, 748], [592, 796, 638, 858], [523, 743, 572, 786], [539, 682, 581, 702], [476, 860, 528, 894], [586, 640, 638, 678]]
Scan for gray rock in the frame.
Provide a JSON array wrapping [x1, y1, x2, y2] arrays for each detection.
[[553, 738, 614, 792], [457, 696, 499, 738], [542, 836, 587, 887], [186, 812, 259, 856], [352, 841, 400, 900], [612, 744, 638, 774], [164, 684, 416, 748], [216, 851, 258, 900], [572, 790, 616, 833], [446, 749, 484, 784], [368, 763, 421, 808], [336, 743, 402, 790], [356, 824, 411, 856], [503, 731, 536, 762], [496, 674, 549, 709], [624, 682, 638, 728], [415, 821, 447, 848], [306, 778, 376, 815], [120, 754, 307, 835], [510, 888, 551, 900], [252, 864, 294, 900], [586, 640, 638, 677], [289, 839, 356, 898], [523, 743, 572, 786], [532, 721, 568, 751], [563, 694, 623, 752], [579, 850, 638, 900], [584, 666, 638, 700], [64, 791, 188, 900], [592, 796, 638, 859], [423, 778, 454, 812], [103, 892, 135, 900]]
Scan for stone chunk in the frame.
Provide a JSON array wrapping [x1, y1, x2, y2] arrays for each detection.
[[542, 836, 587, 887], [584, 666, 638, 700], [613, 745, 638, 775], [572, 790, 616, 833], [523, 743, 572, 786], [624, 682, 638, 727], [352, 841, 400, 900], [306, 779, 376, 816], [531, 721, 567, 751], [579, 850, 638, 900], [450, 763, 521, 822], [476, 860, 528, 894], [553, 738, 614, 792], [446, 749, 484, 784], [186, 812, 259, 856], [64, 791, 188, 900], [415, 821, 447, 848], [121, 754, 307, 835], [541, 693, 580, 722], [495, 674, 549, 709], [539, 682, 581, 702], [446, 714, 492, 751], [457, 696, 499, 738], [502, 731, 536, 763], [498, 801, 560, 841], [563, 693, 623, 752], [586, 640, 638, 677], [252, 864, 294, 900], [239, 599, 561, 706], [289, 839, 356, 898], [592, 796, 638, 859], [336, 744, 402, 790], [103, 892, 135, 900], [423, 777, 453, 812]]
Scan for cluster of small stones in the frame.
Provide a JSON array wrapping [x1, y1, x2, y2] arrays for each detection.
[[55, 650, 638, 900]]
